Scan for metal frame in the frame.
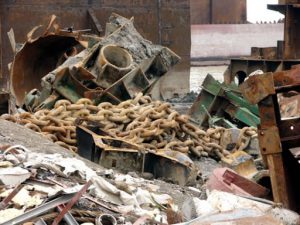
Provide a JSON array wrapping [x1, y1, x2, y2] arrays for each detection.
[[240, 65, 300, 209]]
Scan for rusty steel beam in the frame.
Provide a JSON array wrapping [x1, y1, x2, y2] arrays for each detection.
[[241, 74, 289, 207], [51, 180, 92, 225], [240, 65, 300, 210], [225, 1, 300, 85], [87, 9, 103, 35], [268, 3, 300, 59], [0, 184, 24, 210]]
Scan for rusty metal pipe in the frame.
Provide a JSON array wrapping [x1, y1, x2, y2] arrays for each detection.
[[96, 214, 117, 225], [98, 45, 132, 70], [96, 45, 133, 87]]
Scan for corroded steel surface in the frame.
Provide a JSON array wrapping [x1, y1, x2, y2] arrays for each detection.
[[11, 34, 79, 105], [0, 0, 190, 91], [226, 1, 300, 84], [190, 0, 211, 24], [211, 0, 246, 24], [240, 66, 300, 210], [190, 0, 247, 24]]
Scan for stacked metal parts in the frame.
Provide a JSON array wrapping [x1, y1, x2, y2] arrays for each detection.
[[10, 14, 180, 111]]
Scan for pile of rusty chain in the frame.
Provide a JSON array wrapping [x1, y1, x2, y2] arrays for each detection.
[[234, 127, 258, 151], [0, 94, 253, 159], [0, 97, 100, 152]]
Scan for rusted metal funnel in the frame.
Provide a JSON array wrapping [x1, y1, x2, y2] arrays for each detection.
[[10, 35, 79, 106], [96, 45, 133, 88]]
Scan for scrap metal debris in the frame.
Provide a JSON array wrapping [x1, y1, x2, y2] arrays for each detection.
[[0, 143, 296, 225], [206, 168, 269, 198], [10, 14, 180, 111], [189, 74, 260, 128], [239, 65, 300, 209], [0, 144, 180, 224], [1, 94, 257, 162], [1, 5, 299, 224]]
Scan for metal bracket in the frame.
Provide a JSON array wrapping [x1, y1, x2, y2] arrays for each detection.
[[258, 126, 282, 155], [240, 73, 275, 104]]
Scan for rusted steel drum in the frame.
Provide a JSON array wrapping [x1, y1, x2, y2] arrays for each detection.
[[10, 34, 78, 106]]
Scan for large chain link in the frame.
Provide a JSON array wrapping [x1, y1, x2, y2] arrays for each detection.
[[1, 94, 254, 159]]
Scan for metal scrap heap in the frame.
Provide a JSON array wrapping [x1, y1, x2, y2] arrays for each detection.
[[0, 144, 182, 224], [10, 13, 180, 111], [2, 94, 236, 160], [1, 8, 298, 225]]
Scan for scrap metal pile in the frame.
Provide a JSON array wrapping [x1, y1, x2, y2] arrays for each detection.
[[0, 13, 259, 188], [0, 145, 181, 224], [3, 11, 295, 225], [10, 13, 180, 111], [0, 143, 298, 225], [189, 74, 260, 129], [2, 94, 239, 160]]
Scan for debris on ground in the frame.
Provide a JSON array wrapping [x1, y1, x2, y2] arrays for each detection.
[[1, 94, 236, 159], [167, 91, 198, 104], [0, 142, 297, 225], [1, 93, 261, 187], [0, 144, 178, 224], [1, 94, 260, 171], [167, 91, 198, 115], [206, 168, 269, 198], [1, 5, 300, 225], [189, 74, 260, 128], [0, 14, 268, 220], [181, 190, 300, 225]]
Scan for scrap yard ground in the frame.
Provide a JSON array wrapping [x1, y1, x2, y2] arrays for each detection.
[[0, 1, 300, 225]]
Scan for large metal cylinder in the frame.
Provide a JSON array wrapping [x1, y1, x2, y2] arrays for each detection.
[[10, 35, 79, 106]]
